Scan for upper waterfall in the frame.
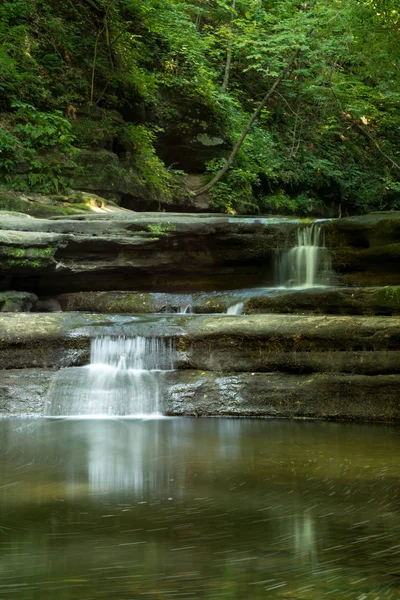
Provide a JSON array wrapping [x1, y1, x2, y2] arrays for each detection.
[[276, 222, 331, 288], [226, 302, 244, 315]]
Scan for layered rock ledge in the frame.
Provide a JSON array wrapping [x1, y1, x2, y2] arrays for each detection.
[[0, 213, 299, 293], [2, 369, 400, 422], [49, 286, 400, 316], [1, 211, 400, 294], [0, 313, 399, 421], [1, 312, 399, 372], [326, 212, 400, 286]]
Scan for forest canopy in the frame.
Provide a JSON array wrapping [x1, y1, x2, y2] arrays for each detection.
[[0, 0, 399, 214]]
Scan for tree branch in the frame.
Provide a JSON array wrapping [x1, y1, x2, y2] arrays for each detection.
[[193, 47, 302, 197]]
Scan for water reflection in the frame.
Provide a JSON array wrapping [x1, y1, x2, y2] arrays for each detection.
[[0, 418, 398, 599]]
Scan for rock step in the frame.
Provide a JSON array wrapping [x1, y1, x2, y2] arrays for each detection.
[[54, 286, 400, 316], [2, 368, 400, 422], [0, 313, 399, 375], [2, 287, 400, 316]]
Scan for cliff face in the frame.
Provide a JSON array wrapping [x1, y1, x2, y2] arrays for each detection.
[[1, 212, 400, 294], [1, 211, 400, 421]]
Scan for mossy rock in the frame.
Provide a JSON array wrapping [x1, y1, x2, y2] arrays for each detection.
[[0, 245, 55, 269], [0, 291, 38, 312], [0, 194, 79, 217], [70, 149, 138, 202], [0, 188, 123, 217]]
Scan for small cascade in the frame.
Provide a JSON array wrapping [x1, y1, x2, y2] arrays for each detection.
[[276, 222, 331, 288], [45, 336, 176, 417], [179, 304, 192, 314], [227, 302, 244, 315]]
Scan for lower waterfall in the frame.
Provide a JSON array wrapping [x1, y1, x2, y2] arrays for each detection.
[[44, 336, 176, 417]]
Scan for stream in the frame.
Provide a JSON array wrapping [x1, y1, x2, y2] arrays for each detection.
[[0, 418, 398, 599]]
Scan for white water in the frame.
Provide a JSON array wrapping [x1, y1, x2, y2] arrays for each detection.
[[276, 223, 331, 288], [44, 336, 175, 417], [227, 302, 244, 315], [179, 304, 192, 314]]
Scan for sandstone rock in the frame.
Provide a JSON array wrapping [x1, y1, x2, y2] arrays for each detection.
[[71, 149, 137, 202], [245, 286, 400, 316], [165, 371, 400, 421], [34, 298, 62, 312], [0, 213, 300, 293], [324, 212, 400, 286], [1, 368, 399, 421], [0, 187, 126, 218], [56, 290, 245, 314], [0, 369, 54, 414], [0, 313, 399, 376], [0, 291, 38, 312]]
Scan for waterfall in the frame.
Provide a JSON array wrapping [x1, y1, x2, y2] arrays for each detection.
[[179, 304, 192, 314], [44, 336, 175, 417], [276, 223, 331, 288], [227, 302, 244, 315]]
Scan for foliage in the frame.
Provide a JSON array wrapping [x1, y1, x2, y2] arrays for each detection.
[[0, 0, 399, 211], [0, 103, 76, 192], [123, 124, 183, 203]]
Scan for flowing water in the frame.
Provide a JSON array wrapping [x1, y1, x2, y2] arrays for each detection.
[[44, 336, 176, 417], [276, 223, 331, 288], [179, 304, 192, 314], [0, 418, 398, 600], [226, 302, 244, 315]]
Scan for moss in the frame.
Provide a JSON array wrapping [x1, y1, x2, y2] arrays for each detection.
[[1, 245, 55, 268], [2, 298, 14, 310], [0, 194, 81, 217], [378, 286, 400, 310], [147, 223, 177, 236], [177, 337, 187, 352]]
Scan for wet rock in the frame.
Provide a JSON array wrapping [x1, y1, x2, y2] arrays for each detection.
[[34, 298, 62, 312], [0, 291, 38, 312], [2, 368, 400, 421], [0, 312, 182, 369], [245, 286, 400, 316], [0, 313, 399, 376], [0, 369, 54, 414], [57, 291, 186, 313], [56, 291, 244, 314], [165, 371, 400, 421]]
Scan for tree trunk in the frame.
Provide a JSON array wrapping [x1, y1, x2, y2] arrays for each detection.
[[221, 0, 236, 91], [193, 48, 301, 197]]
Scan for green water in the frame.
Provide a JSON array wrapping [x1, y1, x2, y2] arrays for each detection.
[[0, 418, 398, 599]]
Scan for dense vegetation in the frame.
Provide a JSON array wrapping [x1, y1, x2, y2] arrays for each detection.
[[0, 0, 399, 214]]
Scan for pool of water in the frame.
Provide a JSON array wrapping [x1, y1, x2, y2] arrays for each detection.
[[0, 418, 399, 599]]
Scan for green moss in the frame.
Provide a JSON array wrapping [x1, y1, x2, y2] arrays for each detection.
[[177, 337, 187, 352], [378, 286, 400, 310], [1, 245, 55, 268], [147, 223, 177, 236], [3, 298, 14, 310]]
